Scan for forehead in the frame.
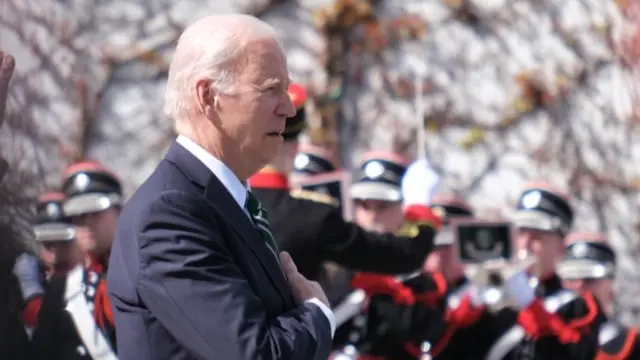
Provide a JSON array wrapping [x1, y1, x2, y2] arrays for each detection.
[[240, 39, 288, 81]]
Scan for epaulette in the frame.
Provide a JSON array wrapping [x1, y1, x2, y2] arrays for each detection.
[[396, 221, 420, 237], [599, 322, 638, 358], [290, 188, 339, 207]]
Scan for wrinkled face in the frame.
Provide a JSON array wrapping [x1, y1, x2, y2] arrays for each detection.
[[72, 207, 119, 256], [354, 199, 404, 233], [212, 38, 295, 172], [516, 228, 564, 276]]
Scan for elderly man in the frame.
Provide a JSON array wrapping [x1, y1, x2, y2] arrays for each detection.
[[108, 14, 333, 360]]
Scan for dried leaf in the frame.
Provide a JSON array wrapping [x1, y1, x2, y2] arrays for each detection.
[[629, 177, 640, 190], [459, 128, 486, 149], [426, 120, 440, 133]]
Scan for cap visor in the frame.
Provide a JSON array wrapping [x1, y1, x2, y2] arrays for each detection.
[[557, 259, 613, 280], [33, 223, 76, 242], [350, 182, 401, 202], [513, 211, 556, 231], [63, 193, 122, 217]]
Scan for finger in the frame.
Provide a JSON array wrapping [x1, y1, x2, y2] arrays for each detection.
[[0, 53, 15, 78], [279, 252, 297, 273], [279, 251, 291, 264], [288, 272, 307, 286]]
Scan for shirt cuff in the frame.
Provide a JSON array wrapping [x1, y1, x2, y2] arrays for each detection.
[[305, 298, 336, 338]]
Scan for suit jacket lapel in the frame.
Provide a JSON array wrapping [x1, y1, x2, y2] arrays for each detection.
[[164, 141, 293, 307], [204, 176, 293, 307]]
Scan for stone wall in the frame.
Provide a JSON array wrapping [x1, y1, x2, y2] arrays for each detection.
[[2, 0, 640, 324]]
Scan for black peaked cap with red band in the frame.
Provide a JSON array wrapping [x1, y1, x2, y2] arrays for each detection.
[[431, 195, 474, 226], [33, 192, 75, 242], [559, 232, 616, 280], [61, 160, 123, 217], [514, 182, 574, 236], [350, 151, 409, 203], [292, 144, 337, 176]]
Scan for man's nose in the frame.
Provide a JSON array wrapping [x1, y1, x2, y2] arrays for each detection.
[[279, 92, 297, 118]]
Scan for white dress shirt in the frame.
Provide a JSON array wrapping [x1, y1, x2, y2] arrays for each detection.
[[176, 135, 336, 337]]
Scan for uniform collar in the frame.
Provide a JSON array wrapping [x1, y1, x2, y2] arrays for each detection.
[[538, 272, 563, 297], [247, 165, 289, 190]]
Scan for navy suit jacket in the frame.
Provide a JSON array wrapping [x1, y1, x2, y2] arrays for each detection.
[[107, 141, 332, 360]]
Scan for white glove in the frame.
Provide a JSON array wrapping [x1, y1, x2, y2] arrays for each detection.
[[13, 253, 45, 301], [401, 159, 441, 207], [503, 270, 536, 309], [467, 284, 486, 307]]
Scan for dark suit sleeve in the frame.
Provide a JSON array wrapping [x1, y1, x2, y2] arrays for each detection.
[[136, 191, 332, 360], [317, 205, 438, 274], [29, 280, 62, 360]]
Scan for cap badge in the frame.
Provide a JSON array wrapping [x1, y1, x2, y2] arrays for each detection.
[[364, 161, 385, 179], [571, 242, 589, 258], [75, 173, 90, 191], [521, 190, 542, 209], [46, 203, 61, 218], [294, 153, 310, 170]]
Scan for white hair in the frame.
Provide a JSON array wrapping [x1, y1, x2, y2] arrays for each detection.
[[164, 14, 278, 130]]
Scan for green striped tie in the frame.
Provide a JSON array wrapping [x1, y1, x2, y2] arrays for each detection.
[[245, 190, 280, 258]]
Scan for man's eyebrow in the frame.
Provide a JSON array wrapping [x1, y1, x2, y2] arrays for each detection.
[[258, 78, 282, 88]]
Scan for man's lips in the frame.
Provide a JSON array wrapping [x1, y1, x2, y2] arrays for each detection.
[[266, 131, 283, 136]]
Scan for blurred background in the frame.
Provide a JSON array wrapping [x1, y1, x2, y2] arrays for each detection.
[[1, 0, 640, 324]]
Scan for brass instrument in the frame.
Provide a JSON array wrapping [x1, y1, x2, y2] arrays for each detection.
[[330, 345, 359, 360], [465, 249, 540, 312], [420, 341, 432, 360]]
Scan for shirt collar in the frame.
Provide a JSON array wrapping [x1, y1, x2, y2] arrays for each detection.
[[176, 135, 247, 208]]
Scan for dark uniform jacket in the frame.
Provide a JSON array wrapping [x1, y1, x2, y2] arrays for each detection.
[[340, 272, 607, 360], [0, 277, 29, 360], [597, 321, 640, 359], [472, 273, 607, 360], [338, 271, 484, 360], [249, 169, 441, 283], [30, 264, 116, 360]]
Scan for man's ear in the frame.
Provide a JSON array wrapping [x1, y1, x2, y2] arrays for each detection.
[[195, 79, 217, 119]]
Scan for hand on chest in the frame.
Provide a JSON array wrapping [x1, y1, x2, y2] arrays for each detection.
[[223, 220, 296, 314]]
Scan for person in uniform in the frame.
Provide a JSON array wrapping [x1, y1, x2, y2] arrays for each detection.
[[335, 196, 480, 360], [424, 195, 474, 286], [342, 183, 610, 360], [30, 160, 121, 360], [287, 141, 351, 305], [33, 192, 80, 279], [558, 232, 640, 359], [13, 192, 79, 337], [470, 182, 608, 360], [248, 83, 443, 284], [350, 151, 410, 234]]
